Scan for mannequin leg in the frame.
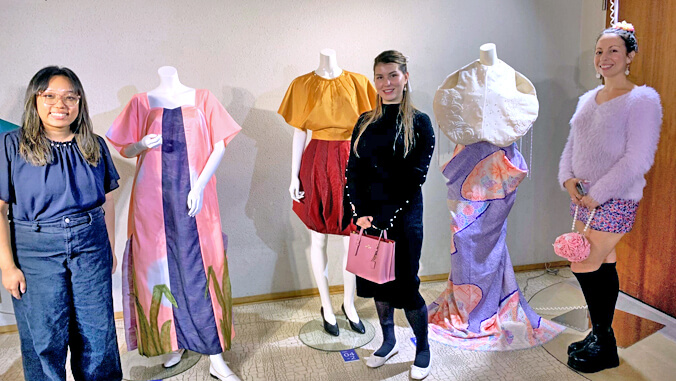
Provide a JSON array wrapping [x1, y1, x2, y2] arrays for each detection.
[[341, 236, 360, 322], [310, 231, 336, 324], [209, 353, 240, 381]]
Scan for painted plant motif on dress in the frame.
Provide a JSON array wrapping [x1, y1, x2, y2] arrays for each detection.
[[206, 242, 234, 351], [132, 267, 177, 356]]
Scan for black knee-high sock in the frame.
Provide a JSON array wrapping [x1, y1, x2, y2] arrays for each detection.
[[374, 301, 396, 357], [573, 269, 599, 327], [596, 263, 619, 331], [573, 263, 619, 333], [404, 305, 430, 368]]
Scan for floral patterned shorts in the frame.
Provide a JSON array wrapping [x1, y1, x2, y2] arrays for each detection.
[[570, 198, 639, 234]]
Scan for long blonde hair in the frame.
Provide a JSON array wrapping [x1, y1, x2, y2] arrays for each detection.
[[354, 50, 416, 157], [20, 66, 101, 166]]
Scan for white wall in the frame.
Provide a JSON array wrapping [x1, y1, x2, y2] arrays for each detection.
[[0, 0, 605, 325]]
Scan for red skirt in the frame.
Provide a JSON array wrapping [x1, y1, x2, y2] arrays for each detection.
[[293, 139, 355, 235]]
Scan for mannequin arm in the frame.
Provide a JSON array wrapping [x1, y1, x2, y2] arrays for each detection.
[[121, 134, 163, 158], [0, 200, 26, 299], [289, 129, 307, 201], [187, 140, 225, 217]]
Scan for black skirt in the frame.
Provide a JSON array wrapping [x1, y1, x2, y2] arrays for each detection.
[[356, 192, 425, 309]]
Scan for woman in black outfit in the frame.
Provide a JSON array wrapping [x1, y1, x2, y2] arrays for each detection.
[[346, 50, 434, 380]]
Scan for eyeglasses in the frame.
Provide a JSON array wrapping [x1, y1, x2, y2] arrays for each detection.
[[38, 91, 80, 107]]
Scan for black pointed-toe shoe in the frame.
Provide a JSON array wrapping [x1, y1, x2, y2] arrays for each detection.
[[341, 304, 366, 334], [321, 307, 340, 336]]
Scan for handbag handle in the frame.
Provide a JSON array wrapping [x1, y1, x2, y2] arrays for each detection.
[[572, 205, 596, 234], [355, 228, 387, 269]]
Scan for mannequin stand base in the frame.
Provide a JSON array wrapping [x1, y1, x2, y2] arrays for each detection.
[[299, 316, 375, 352], [121, 349, 201, 380]]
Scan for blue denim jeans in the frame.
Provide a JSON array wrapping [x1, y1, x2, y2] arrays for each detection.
[[11, 207, 122, 381]]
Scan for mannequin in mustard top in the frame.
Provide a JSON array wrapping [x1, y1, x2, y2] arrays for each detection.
[[281, 49, 377, 336], [107, 66, 241, 381]]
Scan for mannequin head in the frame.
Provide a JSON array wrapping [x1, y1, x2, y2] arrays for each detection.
[[594, 23, 638, 79], [20, 66, 100, 166]]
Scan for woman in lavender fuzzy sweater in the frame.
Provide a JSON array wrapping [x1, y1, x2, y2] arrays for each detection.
[[558, 22, 662, 373]]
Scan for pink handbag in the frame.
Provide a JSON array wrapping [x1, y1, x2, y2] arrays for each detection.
[[553, 205, 596, 263], [346, 228, 396, 284]]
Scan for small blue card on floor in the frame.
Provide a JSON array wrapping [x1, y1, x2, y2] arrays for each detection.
[[340, 349, 360, 362], [411, 337, 417, 346]]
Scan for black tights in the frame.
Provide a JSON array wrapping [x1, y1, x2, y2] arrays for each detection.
[[374, 301, 430, 367]]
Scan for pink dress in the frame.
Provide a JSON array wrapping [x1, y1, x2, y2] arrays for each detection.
[[107, 89, 241, 356]]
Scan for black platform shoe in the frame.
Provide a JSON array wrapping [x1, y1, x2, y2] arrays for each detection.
[[568, 327, 619, 373], [341, 304, 366, 334], [567, 331, 594, 355], [321, 307, 340, 336]]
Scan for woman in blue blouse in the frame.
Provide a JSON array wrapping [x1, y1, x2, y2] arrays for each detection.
[[0, 67, 122, 380]]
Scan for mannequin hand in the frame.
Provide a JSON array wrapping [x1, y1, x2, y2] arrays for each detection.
[[563, 178, 583, 206], [187, 186, 205, 217], [1, 266, 26, 300], [356, 216, 373, 230], [580, 195, 600, 209], [289, 177, 304, 201], [140, 134, 162, 149], [111, 252, 117, 275]]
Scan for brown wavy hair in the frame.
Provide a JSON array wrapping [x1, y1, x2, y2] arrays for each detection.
[[20, 66, 100, 166], [354, 50, 416, 157]]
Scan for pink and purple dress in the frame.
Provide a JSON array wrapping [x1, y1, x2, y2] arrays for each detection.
[[107, 89, 241, 356], [428, 142, 564, 351]]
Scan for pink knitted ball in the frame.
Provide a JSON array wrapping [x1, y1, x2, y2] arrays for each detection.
[[553, 232, 591, 263]]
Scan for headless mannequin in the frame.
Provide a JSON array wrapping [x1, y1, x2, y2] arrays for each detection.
[[289, 49, 360, 326], [440, 44, 534, 100], [121, 66, 238, 380], [444, 43, 535, 158]]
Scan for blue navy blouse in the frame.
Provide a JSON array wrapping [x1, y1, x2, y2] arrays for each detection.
[[0, 129, 120, 221]]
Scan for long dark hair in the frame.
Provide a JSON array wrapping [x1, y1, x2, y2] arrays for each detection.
[[353, 50, 416, 157], [20, 66, 100, 166]]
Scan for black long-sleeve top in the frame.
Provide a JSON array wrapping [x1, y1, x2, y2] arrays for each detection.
[[346, 104, 435, 229]]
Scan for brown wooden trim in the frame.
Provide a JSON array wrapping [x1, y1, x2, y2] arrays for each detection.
[[513, 261, 569, 272], [231, 261, 569, 306], [0, 324, 17, 334], [0, 261, 570, 332]]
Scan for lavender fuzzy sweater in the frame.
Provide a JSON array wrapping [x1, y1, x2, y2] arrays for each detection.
[[558, 85, 662, 205]]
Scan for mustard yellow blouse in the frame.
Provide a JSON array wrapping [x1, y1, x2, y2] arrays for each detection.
[[278, 71, 377, 141]]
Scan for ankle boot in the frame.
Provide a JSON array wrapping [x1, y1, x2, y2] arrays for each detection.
[[568, 326, 619, 373]]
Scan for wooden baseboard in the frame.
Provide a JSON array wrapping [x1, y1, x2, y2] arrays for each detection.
[[0, 325, 17, 334], [0, 261, 569, 333], [513, 260, 569, 272], [231, 261, 569, 306]]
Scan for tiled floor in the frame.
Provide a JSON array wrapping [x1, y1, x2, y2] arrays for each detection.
[[0, 268, 674, 380]]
